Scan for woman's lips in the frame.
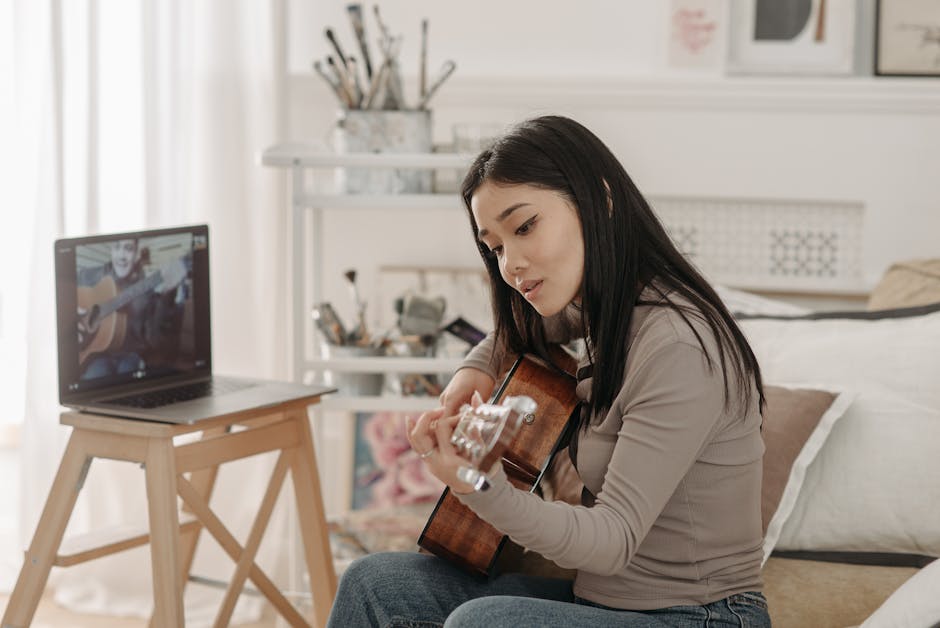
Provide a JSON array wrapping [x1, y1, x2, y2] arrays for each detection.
[[521, 280, 543, 301]]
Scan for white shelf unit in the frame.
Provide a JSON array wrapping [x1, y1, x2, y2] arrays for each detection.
[[260, 145, 476, 407], [261, 144, 484, 522]]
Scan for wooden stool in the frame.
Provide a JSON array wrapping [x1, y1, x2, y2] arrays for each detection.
[[1, 398, 337, 628]]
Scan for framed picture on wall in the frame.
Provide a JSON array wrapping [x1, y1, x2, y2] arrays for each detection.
[[667, 0, 729, 73], [727, 0, 857, 75], [875, 0, 940, 76]]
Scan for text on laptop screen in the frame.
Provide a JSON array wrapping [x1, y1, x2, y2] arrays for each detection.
[[55, 226, 211, 397]]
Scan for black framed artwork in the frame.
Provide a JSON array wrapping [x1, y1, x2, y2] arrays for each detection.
[[728, 0, 857, 75], [875, 0, 940, 76]]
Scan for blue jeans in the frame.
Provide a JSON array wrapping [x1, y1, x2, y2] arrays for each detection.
[[326, 552, 772, 627], [81, 352, 142, 379]]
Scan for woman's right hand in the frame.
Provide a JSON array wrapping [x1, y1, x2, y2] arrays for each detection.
[[438, 367, 496, 417]]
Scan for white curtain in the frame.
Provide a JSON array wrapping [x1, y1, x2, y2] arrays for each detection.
[[4, 0, 293, 623]]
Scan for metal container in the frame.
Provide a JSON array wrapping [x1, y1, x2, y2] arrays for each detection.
[[333, 109, 433, 194], [319, 343, 385, 397]]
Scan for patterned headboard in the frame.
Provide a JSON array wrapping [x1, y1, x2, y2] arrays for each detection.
[[651, 196, 865, 297]]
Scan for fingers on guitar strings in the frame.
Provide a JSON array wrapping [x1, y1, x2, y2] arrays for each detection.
[[410, 408, 444, 457], [434, 414, 461, 458]]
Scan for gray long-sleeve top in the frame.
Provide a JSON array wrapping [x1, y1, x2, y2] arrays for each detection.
[[457, 292, 765, 610]]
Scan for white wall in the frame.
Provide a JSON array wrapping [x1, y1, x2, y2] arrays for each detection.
[[289, 0, 669, 79], [283, 0, 940, 323]]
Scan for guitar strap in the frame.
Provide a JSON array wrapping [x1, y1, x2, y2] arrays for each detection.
[[569, 361, 597, 507]]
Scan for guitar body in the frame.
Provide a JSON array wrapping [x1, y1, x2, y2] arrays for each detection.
[[418, 352, 579, 577], [77, 275, 128, 366]]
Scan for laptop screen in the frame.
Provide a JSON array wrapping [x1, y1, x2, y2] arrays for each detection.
[[55, 224, 212, 402]]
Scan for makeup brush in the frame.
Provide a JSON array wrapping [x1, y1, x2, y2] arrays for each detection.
[[344, 269, 369, 343]]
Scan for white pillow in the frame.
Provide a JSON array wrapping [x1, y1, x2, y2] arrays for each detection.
[[739, 309, 940, 557], [715, 285, 810, 317], [861, 557, 940, 628]]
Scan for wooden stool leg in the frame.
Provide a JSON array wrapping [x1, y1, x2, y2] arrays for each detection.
[[288, 410, 337, 628], [1, 432, 91, 628], [177, 477, 310, 627], [145, 437, 184, 628], [149, 426, 226, 628], [214, 450, 294, 628], [177, 428, 227, 577]]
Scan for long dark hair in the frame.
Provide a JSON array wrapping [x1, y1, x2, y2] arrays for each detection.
[[460, 115, 765, 422]]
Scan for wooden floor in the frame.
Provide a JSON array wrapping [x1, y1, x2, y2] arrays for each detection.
[[0, 591, 280, 627]]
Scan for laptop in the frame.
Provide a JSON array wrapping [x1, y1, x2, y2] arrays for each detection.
[[54, 223, 335, 424]]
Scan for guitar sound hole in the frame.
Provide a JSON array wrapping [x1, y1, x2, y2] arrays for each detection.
[[86, 305, 100, 329]]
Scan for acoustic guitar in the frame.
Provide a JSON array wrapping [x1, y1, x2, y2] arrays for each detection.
[[418, 352, 579, 577], [76, 259, 188, 367]]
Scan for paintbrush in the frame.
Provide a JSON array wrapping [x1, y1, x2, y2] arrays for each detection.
[[346, 3, 373, 80], [325, 27, 349, 69], [313, 60, 349, 107], [381, 36, 404, 109], [364, 59, 390, 109], [363, 58, 389, 109], [417, 59, 456, 109], [347, 56, 365, 106], [385, 58, 405, 109], [344, 269, 369, 343], [327, 55, 357, 108], [419, 18, 428, 99], [373, 4, 391, 42]]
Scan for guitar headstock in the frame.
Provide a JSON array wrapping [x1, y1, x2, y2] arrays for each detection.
[[450, 395, 537, 476]]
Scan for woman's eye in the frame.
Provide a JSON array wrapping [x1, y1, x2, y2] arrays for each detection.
[[516, 217, 537, 235], [482, 243, 502, 258]]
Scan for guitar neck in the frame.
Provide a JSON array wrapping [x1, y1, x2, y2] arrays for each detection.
[[96, 271, 162, 319]]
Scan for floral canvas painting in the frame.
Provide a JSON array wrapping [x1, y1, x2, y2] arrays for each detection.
[[352, 411, 445, 510]]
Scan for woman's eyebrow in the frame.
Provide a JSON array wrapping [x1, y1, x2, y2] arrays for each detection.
[[477, 202, 531, 239]]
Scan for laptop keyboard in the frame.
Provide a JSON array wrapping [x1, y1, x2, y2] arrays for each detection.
[[107, 379, 255, 409]]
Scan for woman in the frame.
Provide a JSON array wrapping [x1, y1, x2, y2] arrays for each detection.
[[327, 116, 771, 627]]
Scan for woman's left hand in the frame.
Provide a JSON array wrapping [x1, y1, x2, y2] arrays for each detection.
[[406, 407, 478, 494]]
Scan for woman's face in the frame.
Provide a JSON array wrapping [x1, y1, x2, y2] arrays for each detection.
[[471, 181, 584, 317]]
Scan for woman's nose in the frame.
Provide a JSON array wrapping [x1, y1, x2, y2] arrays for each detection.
[[502, 253, 529, 287], [501, 247, 524, 273]]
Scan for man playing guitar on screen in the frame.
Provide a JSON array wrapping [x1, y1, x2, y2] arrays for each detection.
[[76, 238, 188, 380]]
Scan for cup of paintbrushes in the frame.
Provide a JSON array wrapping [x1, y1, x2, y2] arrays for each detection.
[[332, 109, 432, 193], [318, 342, 385, 396]]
